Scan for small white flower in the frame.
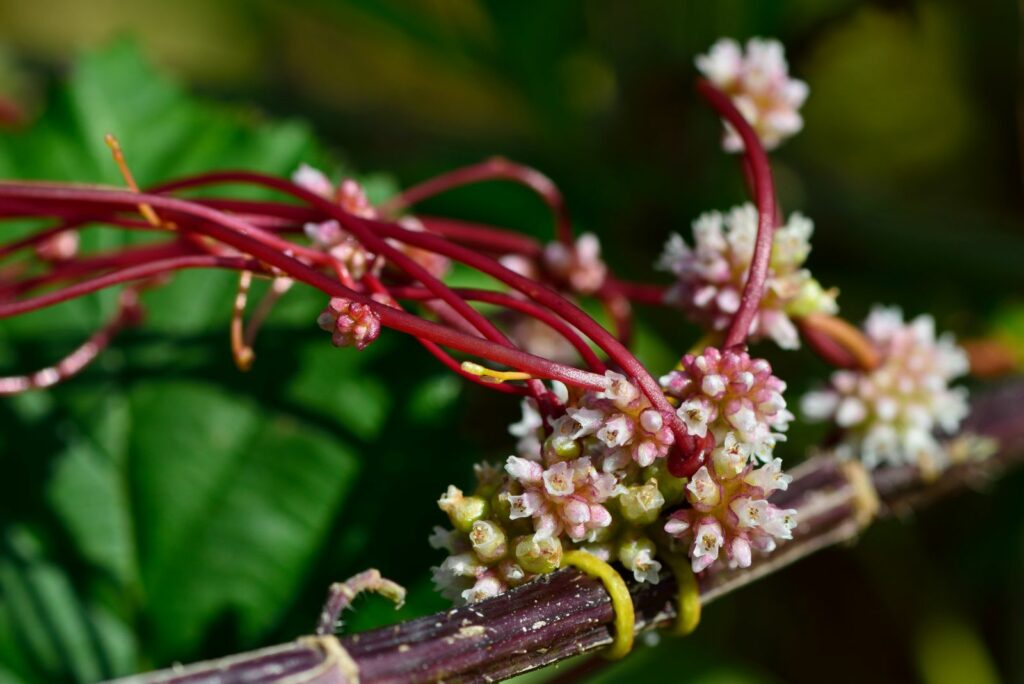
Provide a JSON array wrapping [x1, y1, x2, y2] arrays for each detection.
[[677, 398, 712, 438], [691, 519, 725, 572], [686, 466, 722, 508]]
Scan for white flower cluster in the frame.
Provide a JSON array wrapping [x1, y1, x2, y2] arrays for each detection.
[[665, 455, 795, 572], [801, 307, 970, 470], [658, 203, 837, 349], [696, 38, 808, 151]]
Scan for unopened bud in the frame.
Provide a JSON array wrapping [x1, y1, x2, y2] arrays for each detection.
[[438, 486, 489, 532], [618, 478, 666, 525], [515, 534, 563, 574], [469, 520, 508, 563]]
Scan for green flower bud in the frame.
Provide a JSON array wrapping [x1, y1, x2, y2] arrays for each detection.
[[438, 485, 489, 532], [469, 520, 508, 563], [617, 534, 661, 583], [785, 278, 838, 318], [545, 433, 580, 462], [618, 478, 666, 525], [515, 534, 563, 574], [642, 461, 688, 505]]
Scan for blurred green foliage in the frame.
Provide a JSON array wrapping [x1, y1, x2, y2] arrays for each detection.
[[0, 2, 1022, 683]]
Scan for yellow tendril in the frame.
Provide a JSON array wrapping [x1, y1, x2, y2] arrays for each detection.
[[560, 550, 634, 659], [104, 133, 173, 230], [661, 552, 701, 636], [460, 361, 534, 384]]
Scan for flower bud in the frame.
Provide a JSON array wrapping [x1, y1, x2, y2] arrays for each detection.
[[438, 486, 489, 532], [618, 534, 661, 584], [469, 520, 508, 563], [515, 534, 563, 574], [618, 478, 666, 525], [642, 461, 688, 505]]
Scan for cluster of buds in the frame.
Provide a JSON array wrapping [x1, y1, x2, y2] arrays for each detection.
[[568, 371, 677, 470], [658, 203, 837, 349], [430, 466, 566, 603], [801, 307, 970, 470], [695, 37, 808, 152], [542, 233, 608, 295], [661, 346, 793, 466], [316, 297, 381, 350], [665, 457, 795, 571]]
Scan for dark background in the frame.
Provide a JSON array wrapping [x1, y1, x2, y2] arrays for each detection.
[[0, 1, 1022, 682]]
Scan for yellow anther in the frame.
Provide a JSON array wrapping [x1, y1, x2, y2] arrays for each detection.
[[460, 361, 534, 384], [661, 551, 701, 636], [104, 133, 171, 230], [560, 550, 634, 659]]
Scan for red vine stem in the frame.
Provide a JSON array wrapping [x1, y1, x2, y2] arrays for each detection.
[[154, 172, 687, 438], [696, 79, 778, 350], [390, 285, 606, 372], [0, 287, 141, 394], [0, 182, 609, 391], [380, 157, 574, 246]]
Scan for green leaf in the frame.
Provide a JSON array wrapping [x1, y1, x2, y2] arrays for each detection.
[[124, 380, 359, 656], [287, 341, 392, 441], [0, 527, 133, 684]]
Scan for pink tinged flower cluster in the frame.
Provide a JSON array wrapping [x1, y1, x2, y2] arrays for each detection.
[[661, 346, 792, 462], [542, 233, 608, 295], [504, 455, 616, 542], [665, 456, 796, 572], [658, 203, 837, 349], [293, 164, 376, 279], [568, 371, 676, 470], [317, 297, 381, 351], [801, 307, 970, 470], [696, 37, 808, 152]]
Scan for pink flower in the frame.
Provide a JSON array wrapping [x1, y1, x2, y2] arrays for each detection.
[[567, 372, 675, 470], [696, 38, 808, 152], [661, 346, 792, 462]]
